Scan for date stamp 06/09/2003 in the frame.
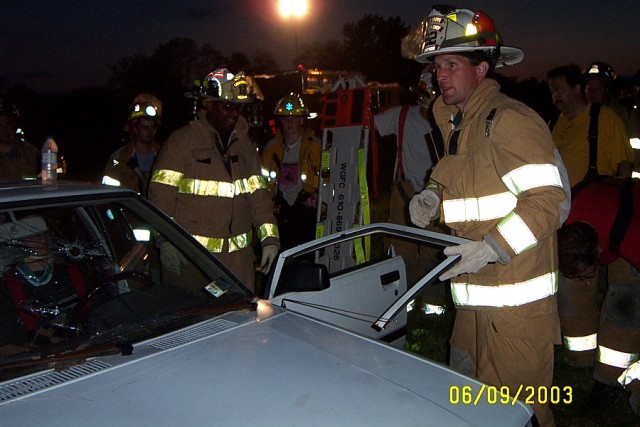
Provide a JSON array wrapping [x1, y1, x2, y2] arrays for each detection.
[[449, 384, 573, 406]]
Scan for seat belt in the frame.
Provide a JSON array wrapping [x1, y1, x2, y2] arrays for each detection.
[[585, 103, 602, 181]]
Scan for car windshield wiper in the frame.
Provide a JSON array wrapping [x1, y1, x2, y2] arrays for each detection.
[[85, 298, 257, 347], [0, 299, 257, 381]]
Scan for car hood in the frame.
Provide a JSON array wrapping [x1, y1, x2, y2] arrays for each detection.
[[0, 303, 532, 427]]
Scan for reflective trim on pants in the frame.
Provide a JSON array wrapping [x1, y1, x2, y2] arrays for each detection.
[[563, 333, 598, 352]]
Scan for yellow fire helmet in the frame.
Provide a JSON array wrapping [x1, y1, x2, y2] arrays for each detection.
[[196, 68, 253, 104], [274, 93, 309, 117], [127, 93, 162, 123], [402, 5, 523, 67]]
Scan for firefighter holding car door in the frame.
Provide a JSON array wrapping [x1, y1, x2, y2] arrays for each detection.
[[405, 6, 568, 426]]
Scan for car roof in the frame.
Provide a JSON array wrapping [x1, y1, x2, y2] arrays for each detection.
[[0, 180, 135, 204]]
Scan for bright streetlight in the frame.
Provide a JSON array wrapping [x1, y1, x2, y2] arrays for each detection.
[[278, 0, 308, 66]]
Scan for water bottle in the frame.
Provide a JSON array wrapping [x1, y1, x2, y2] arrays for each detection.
[[41, 136, 58, 184]]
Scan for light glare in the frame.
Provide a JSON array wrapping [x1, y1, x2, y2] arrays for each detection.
[[279, 0, 307, 17]]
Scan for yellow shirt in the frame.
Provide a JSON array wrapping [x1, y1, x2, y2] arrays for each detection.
[[552, 103, 634, 187]]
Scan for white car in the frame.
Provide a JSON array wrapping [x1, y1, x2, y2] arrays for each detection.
[[0, 181, 534, 426]]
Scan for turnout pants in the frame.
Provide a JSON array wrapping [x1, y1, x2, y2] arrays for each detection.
[[557, 271, 604, 367], [449, 298, 561, 427], [594, 258, 640, 386]]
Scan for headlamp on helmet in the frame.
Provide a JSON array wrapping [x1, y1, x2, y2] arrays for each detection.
[[197, 68, 252, 104], [127, 93, 162, 123], [129, 103, 160, 121], [274, 93, 309, 117], [411, 5, 523, 67]]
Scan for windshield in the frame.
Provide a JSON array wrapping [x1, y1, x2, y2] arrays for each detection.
[[0, 195, 252, 373]]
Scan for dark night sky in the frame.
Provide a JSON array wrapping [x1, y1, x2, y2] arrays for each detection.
[[2, 0, 640, 93]]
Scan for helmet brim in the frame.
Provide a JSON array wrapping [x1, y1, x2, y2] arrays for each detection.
[[415, 45, 524, 68]]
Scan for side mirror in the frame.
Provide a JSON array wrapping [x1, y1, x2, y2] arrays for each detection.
[[274, 260, 330, 296]]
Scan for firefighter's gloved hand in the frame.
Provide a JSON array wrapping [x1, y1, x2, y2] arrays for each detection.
[[160, 241, 187, 275], [439, 241, 499, 281], [409, 189, 440, 228], [260, 245, 279, 275]]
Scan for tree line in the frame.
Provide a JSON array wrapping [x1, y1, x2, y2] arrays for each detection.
[[1, 14, 635, 182]]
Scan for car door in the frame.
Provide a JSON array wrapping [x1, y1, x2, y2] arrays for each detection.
[[265, 223, 466, 342]]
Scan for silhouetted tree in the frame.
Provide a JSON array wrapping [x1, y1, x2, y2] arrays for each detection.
[[106, 54, 151, 95], [299, 40, 345, 71], [341, 15, 420, 87], [194, 43, 228, 80], [228, 52, 251, 74], [251, 50, 279, 74]]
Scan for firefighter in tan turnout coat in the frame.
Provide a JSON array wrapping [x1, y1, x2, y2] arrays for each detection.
[[407, 6, 569, 427], [149, 69, 279, 291]]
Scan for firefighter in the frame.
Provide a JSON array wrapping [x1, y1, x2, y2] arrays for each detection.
[[406, 6, 567, 426], [557, 176, 640, 415], [583, 62, 640, 176], [261, 93, 321, 250], [149, 69, 279, 292], [0, 99, 39, 181], [102, 93, 163, 196]]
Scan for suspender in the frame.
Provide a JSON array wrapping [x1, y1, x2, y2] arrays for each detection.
[[394, 104, 410, 181], [585, 103, 602, 180], [550, 103, 601, 186]]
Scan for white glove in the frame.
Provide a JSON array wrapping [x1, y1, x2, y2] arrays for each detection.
[[439, 240, 499, 281], [160, 241, 187, 275], [260, 245, 279, 275], [409, 189, 440, 228]]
